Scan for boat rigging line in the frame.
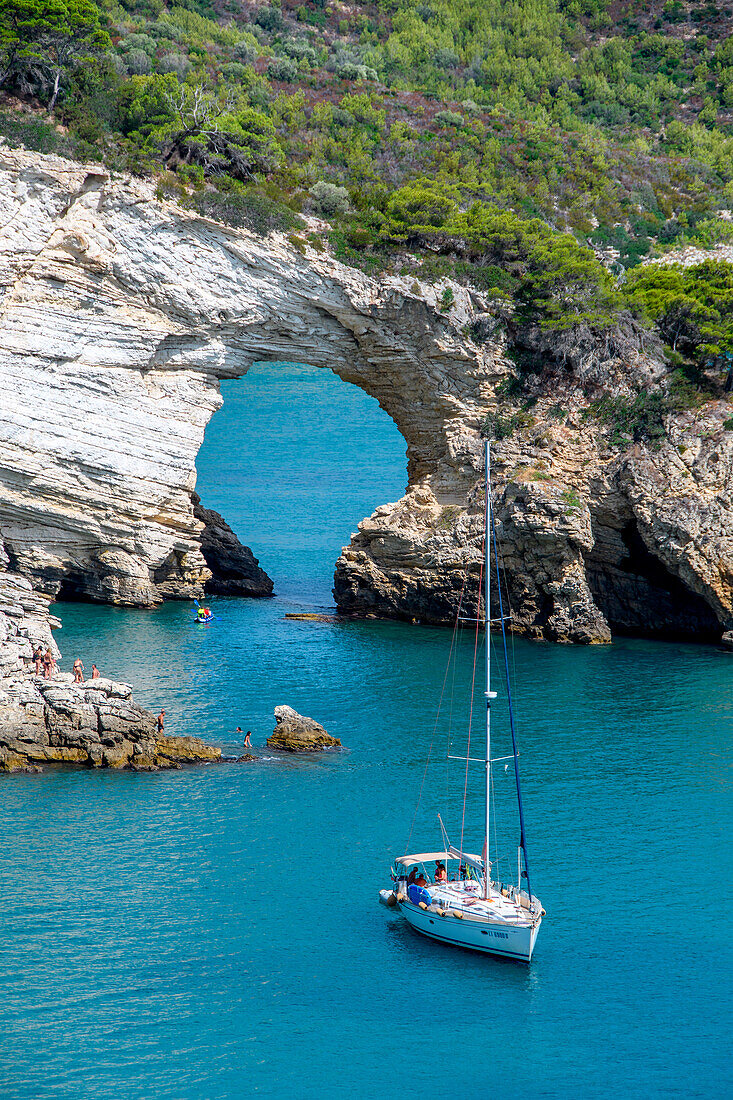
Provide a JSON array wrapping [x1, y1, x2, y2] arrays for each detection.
[[404, 561, 470, 855], [491, 497, 533, 903], [458, 535, 484, 863]]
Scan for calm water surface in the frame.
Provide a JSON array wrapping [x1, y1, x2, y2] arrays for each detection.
[[1, 365, 731, 1098]]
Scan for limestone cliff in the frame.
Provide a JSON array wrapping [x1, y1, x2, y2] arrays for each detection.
[[1, 142, 732, 657], [334, 375, 733, 643]]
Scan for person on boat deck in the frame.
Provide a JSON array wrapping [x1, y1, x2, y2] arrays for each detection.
[[415, 872, 428, 887], [407, 867, 419, 886], [435, 861, 447, 883]]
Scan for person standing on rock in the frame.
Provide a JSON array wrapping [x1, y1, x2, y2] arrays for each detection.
[[43, 648, 55, 679], [33, 646, 44, 675], [73, 658, 85, 683], [91, 664, 100, 679], [156, 709, 165, 734]]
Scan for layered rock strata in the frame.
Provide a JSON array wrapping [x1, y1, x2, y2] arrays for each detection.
[[0, 564, 220, 771], [334, 397, 733, 643], [0, 673, 220, 773], [267, 705, 341, 752], [0, 143, 731, 649]]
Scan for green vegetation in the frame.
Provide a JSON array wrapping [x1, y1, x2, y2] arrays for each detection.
[[439, 286, 455, 312], [1, 0, 109, 110], [585, 369, 704, 447], [3, 0, 733, 367], [481, 409, 536, 440], [625, 260, 733, 370], [435, 505, 459, 530]]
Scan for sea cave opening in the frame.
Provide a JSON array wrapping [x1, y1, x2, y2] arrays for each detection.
[[585, 516, 721, 642], [195, 362, 408, 607]]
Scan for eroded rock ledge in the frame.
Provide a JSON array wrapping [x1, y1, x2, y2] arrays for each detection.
[[0, 143, 732, 651], [192, 493, 273, 597], [0, 568, 220, 772], [0, 673, 220, 773]]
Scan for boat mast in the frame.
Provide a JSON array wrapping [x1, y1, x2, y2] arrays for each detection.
[[484, 441, 497, 901]]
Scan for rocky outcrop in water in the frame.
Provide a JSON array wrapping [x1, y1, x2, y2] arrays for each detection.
[[267, 705, 341, 752], [334, 398, 733, 643], [0, 143, 731, 651], [192, 493, 273, 597], [0, 672, 220, 773], [0, 563, 220, 771]]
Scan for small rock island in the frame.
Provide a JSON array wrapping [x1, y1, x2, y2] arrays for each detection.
[[267, 706, 341, 753]]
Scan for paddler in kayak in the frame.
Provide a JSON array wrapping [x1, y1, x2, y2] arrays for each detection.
[[196, 605, 213, 622]]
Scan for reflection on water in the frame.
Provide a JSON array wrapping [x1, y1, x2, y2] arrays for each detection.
[[0, 365, 730, 1099]]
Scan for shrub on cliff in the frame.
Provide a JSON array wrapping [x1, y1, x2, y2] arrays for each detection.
[[189, 176, 303, 236], [308, 181, 350, 217], [267, 55, 298, 82], [625, 260, 733, 373], [585, 370, 704, 448], [158, 86, 283, 179], [0, 0, 110, 110], [362, 193, 619, 334], [377, 179, 460, 242], [450, 206, 620, 332], [115, 72, 178, 142]]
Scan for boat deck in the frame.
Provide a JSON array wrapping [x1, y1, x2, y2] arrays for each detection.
[[423, 881, 536, 925]]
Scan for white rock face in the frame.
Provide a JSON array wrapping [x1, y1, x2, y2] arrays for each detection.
[[0, 565, 58, 679], [0, 142, 731, 663], [0, 144, 496, 609]]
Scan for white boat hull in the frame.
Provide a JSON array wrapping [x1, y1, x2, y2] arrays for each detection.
[[398, 898, 540, 963]]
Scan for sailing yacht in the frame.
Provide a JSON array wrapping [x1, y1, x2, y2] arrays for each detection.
[[379, 442, 544, 963]]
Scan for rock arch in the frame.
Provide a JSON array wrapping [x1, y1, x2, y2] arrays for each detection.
[[1, 146, 732, 644], [0, 147, 488, 602]]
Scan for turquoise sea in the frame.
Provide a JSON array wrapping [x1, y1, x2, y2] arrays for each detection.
[[1, 364, 731, 1099]]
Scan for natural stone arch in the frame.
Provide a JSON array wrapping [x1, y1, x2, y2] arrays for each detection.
[[0, 147, 491, 606], [1, 145, 732, 644]]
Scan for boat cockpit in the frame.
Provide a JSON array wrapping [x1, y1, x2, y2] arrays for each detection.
[[388, 852, 542, 925]]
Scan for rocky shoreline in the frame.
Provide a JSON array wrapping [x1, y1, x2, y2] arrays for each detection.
[[0, 672, 220, 773], [0, 568, 220, 773]]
